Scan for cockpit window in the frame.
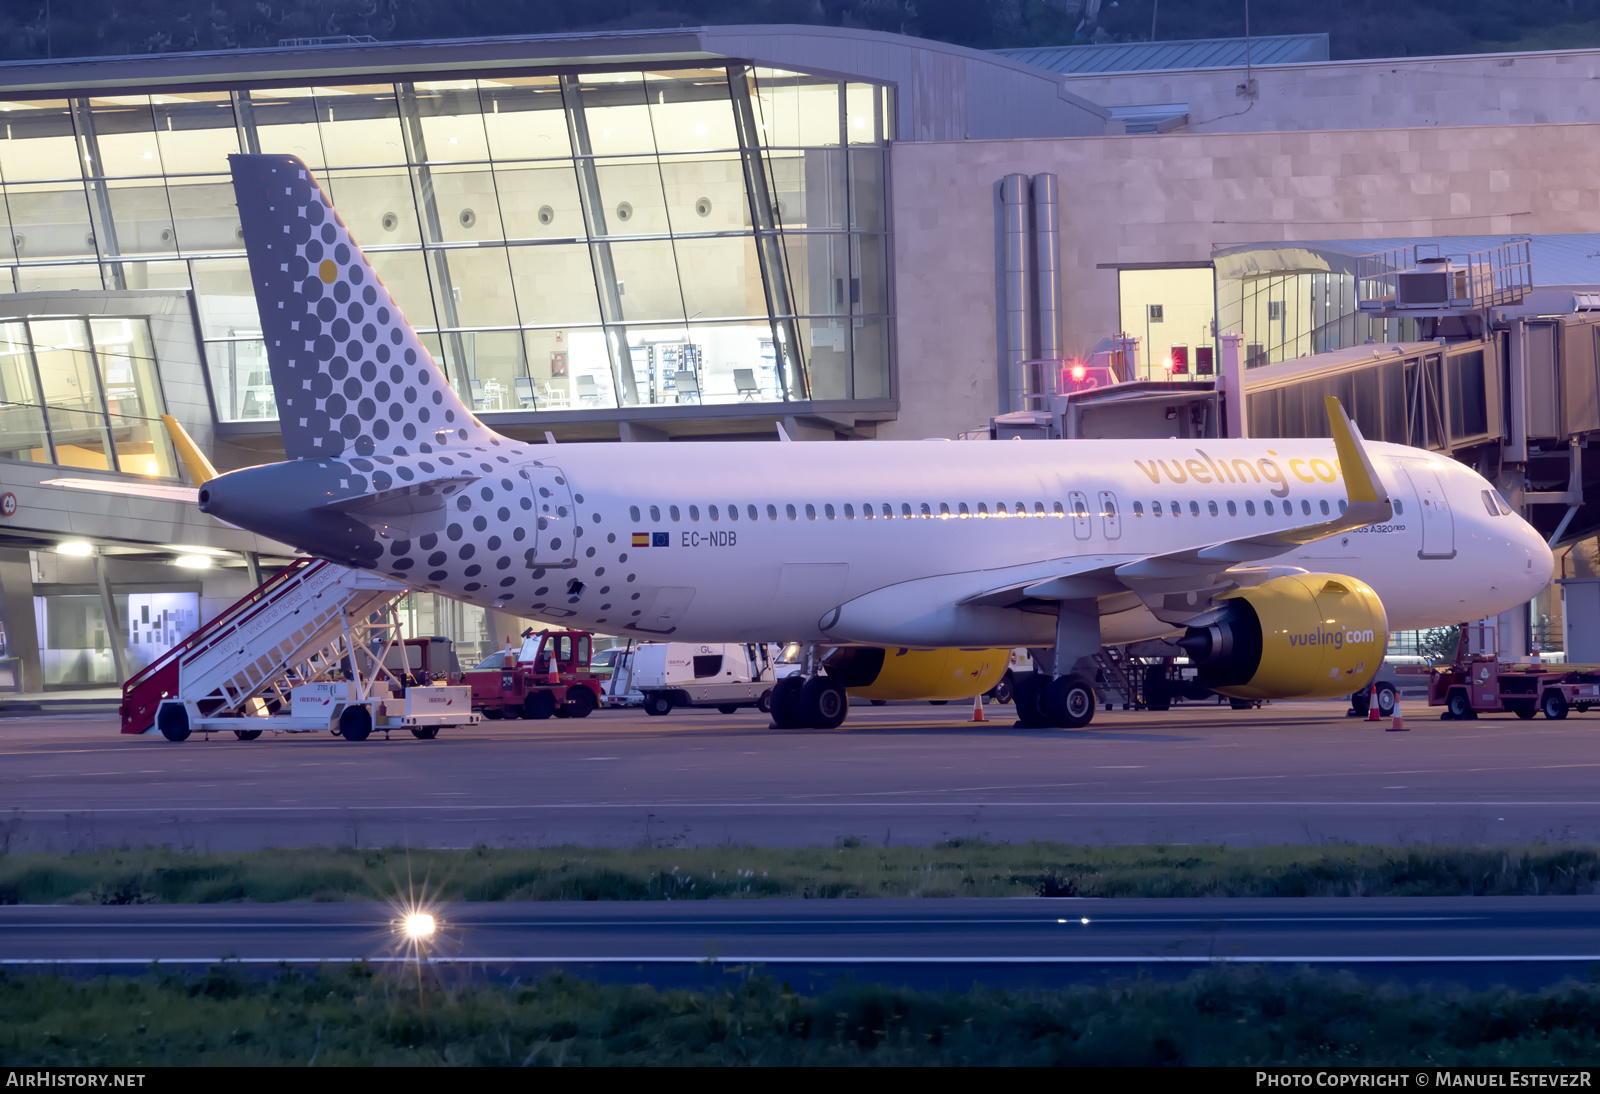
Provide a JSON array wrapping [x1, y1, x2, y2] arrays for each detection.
[[1492, 489, 1514, 516], [1481, 490, 1499, 517]]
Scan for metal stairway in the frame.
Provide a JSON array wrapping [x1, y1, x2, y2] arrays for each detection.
[[1092, 645, 1139, 710], [120, 559, 407, 734]]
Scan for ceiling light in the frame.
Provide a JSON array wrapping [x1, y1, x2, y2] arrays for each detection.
[[55, 540, 93, 556], [174, 555, 212, 569]]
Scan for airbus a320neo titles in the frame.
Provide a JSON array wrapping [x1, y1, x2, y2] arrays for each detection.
[[188, 154, 1552, 730]]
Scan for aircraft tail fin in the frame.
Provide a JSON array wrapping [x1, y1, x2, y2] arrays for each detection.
[[228, 153, 491, 461]]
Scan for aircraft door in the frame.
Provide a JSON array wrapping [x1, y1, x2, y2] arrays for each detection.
[[1098, 490, 1122, 540], [521, 464, 578, 568], [1068, 491, 1093, 540], [1402, 462, 1456, 559]]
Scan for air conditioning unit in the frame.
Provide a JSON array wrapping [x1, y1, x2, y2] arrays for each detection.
[[1394, 256, 1467, 308]]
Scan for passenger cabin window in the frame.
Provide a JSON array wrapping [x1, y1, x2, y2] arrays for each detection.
[[650, 505, 661, 522], [1133, 501, 1145, 516], [1319, 500, 1330, 515], [629, 505, 641, 522], [1169, 501, 1180, 517], [939, 503, 951, 518], [1264, 500, 1274, 515], [977, 503, 989, 517], [1152, 501, 1162, 517], [1394, 499, 1405, 515], [825, 503, 836, 519], [805, 503, 817, 520], [1338, 500, 1347, 514], [669, 505, 681, 521], [1189, 501, 1200, 516], [709, 505, 720, 521], [920, 503, 932, 519], [901, 503, 912, 519], [688, 505, 700, 521], [1208, 501, 1218, 516], [1246, 501, 1256, 516], [786, 504, 797, 520], [727, 504, 738, 521], [1301, 500, 1311, 516], [862, 503, 874, 520], [767, 504, 778, 520], [844, 504, 855, 519], [959, 503, 970, 517], [881, 504, 893, 518], [1227, 501, 1237, 516], [747, 505, 758, 520], [1053, 502, 1064, 517]]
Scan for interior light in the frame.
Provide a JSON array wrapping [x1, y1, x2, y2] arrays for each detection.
[[174, 555, 212, 569], [404, 913, 436, 939], [1070, 364, 1086, 381], [145, 460, 159, 475], [142, 151, 153, 159], [56, 540, 93, 556]]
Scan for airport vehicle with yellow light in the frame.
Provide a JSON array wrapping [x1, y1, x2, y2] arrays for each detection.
[[146, 154, 1555, 734]]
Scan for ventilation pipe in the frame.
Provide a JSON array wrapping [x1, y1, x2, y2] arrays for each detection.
[[1000, 173, 1034, 411], [1031, 173, 1062, 366]]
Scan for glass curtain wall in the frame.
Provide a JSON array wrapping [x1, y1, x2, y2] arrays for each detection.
[[1218, 268, 1424, 368], [0, 65, 893, 421], [0, 317, 175, 474]]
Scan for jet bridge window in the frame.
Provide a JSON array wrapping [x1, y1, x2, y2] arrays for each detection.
[[629, 506, 641, 522]]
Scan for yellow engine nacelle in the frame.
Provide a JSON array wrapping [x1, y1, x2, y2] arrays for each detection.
[[1177, 573, 1388, 701], [822, 646, 1009, 702]]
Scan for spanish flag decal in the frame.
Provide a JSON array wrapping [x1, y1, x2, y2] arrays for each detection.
[[631, 532, 650, 547]]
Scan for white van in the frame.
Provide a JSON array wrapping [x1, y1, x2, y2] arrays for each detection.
[[612, 642, 779, 716]]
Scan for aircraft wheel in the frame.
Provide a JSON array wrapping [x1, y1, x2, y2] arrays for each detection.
[[410, 727, 438, 739], [799, 677, 848, 730], [717, 704, 740, 714], [157, 703, 191, 743], [644, 692, 673, 717], [233, 729, 262, 741], [769, 677, 804, 728], [1045, 675, 1096, 729], [1011, 672, 1050, 728], [523, 691, 557, 720], [564, 687, 597, 719], [338, 705, 373, 742], [987, 671, 1015, 705], [1543, 690, 1569, 721], [1446, 689, 1475, 720]]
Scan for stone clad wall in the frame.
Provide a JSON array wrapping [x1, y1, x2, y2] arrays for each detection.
[[886, 121, 1600, 441]]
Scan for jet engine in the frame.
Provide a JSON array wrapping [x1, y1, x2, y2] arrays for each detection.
[[1177, 573, 1388, 700], [822, 646, 1010, 702]]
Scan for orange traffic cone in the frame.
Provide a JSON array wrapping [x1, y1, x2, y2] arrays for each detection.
[[1531, 635, 1542, 668], [1388, 692, 1407, 732], [1366, 682, 1381, 721], [971, 693, 986, 723]]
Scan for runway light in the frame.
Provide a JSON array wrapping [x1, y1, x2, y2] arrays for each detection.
[[56, 540, 93, 556], [404, 913, 436, 939], [1081, 917, 1090, 925]]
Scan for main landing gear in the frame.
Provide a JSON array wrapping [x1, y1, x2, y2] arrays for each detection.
[[1010, 672, 1097, 729], [768, 643, 850, 730]]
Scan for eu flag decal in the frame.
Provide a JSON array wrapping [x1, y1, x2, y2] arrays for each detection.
[[631, 532, 650, 547], [652, 532, 670, 547]]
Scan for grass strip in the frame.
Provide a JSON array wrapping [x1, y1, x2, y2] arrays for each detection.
[[6, 964, 1600, 1066], [5, 841, 1600, 904]]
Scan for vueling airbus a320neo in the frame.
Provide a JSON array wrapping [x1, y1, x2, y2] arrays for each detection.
[[192, 154, 1552, 730]]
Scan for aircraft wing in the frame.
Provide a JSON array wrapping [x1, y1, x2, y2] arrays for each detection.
[[965, 397, 1395, 625]]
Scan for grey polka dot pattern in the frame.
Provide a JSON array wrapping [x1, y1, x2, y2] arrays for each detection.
[[226, 152, 633, 630], [231, 153, 492, 461]]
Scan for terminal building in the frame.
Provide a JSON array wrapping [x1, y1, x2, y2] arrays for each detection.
[[1, 24, 1598, 690]]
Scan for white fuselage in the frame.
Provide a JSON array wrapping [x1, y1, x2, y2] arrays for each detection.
[[363, 435, 1552, 647]]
